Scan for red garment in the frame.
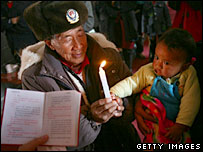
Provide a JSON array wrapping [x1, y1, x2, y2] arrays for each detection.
[[59, 55, 90, 74], [7, 1, 13, 8], [172, 1, 202, 42]]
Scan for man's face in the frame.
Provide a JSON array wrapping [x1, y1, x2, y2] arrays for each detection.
[[50, 26, 87, 67]]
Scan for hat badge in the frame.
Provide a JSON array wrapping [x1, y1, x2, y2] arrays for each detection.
[[66, 9, 79, 24]]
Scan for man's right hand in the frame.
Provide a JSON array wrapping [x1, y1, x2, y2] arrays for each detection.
[[90, 98, 119, 124]]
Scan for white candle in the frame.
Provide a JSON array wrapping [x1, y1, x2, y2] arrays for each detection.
[[99, 61, 111, 98]]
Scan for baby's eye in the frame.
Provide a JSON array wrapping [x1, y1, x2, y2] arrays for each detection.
[[154, 55, 159, 60], [164, 61, 169, 65]]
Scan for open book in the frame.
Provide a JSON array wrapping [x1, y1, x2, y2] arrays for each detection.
[[1, 88, 81, 146]]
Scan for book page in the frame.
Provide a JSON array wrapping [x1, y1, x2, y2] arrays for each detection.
[[42, 90, 81, 146], [1, 88, 45, 145]]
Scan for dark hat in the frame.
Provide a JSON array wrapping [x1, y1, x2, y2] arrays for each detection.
[[23, 1, 88, 41]]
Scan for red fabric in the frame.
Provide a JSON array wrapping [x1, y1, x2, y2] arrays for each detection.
[[139, 89, 192, 143], [7, 1, 13, 8], [59, 55, 89, 74], [172, 1, 202, 42]]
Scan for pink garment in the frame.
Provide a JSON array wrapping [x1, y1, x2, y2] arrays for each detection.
[[141, 36, 150, 58], [167, 2, 177, 24], [132, 119, 145, 143]]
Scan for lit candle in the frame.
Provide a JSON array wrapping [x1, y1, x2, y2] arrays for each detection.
[[99, 60, 111, 98]]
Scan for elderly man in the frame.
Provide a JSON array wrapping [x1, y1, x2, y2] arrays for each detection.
[[17, 1, 140, 151]]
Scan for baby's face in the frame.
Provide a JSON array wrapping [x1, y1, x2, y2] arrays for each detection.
[[152, 42, 187, 79]]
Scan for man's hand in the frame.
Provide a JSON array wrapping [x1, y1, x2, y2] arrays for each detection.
[[18, 135, 49, 151], [165, 123, 188, 142], [90, 98, 120, 124], [134, 99, 156, 135]]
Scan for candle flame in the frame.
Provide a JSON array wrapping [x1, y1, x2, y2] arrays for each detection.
[[100, 60, 106, 68]]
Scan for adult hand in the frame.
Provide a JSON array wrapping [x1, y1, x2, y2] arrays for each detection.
[[134, 99, 155, 135], [90, 98, 119, 124], [18, 135, 49, 151]]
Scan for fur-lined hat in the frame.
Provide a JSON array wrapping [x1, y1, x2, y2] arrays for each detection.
[[23, 1, 88, 41]]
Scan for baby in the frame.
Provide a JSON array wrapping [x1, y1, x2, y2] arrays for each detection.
[[110, 28, 200, 143]]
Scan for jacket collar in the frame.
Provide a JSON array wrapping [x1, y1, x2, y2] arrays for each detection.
[[59, 55, 90, 74], [40, 46, 67, 78]]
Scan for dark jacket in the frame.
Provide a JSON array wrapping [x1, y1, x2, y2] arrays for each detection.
[[82, 1, 94, 32], [142, 1, 171, 37], [22, 35, 139, 150], [1, 1, 37, 51], [95, 1, 139, 48]]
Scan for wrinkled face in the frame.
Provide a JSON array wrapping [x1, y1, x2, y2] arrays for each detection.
[[153, 41, 188, 79], [49, 26, 87, 66]]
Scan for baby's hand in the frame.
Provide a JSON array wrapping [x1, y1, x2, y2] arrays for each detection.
[[110, 92, 124, 117], [110, 92, 116, 98], [165, 123, 188, 142]]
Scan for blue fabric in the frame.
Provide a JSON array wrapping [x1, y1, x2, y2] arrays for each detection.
[[150, 76, 181, 121]]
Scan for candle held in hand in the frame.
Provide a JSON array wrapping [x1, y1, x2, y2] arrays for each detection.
[[99, 60, 111, 98]]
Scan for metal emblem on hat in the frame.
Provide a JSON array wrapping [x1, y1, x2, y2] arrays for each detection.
[[66, 9, 79, 24]]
